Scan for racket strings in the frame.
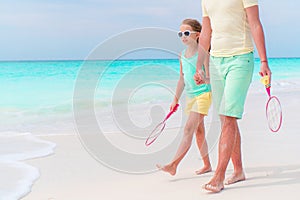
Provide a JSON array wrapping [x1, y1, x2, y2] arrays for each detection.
[[145, 123, 166, 145], [266, 97, 282, 131], [149, 123, 165, 138]]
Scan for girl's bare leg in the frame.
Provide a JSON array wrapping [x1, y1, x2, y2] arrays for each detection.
[[157, 112, 200, 175], [195, 116, 212, 175]]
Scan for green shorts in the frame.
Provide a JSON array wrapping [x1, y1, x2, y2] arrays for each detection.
[[210, 52, 254, 119]]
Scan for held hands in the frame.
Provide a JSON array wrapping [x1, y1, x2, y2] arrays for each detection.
[[194, 70, 210, 85]]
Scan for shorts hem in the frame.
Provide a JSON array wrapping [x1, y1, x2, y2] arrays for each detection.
[[219, 112, 242, 119], [185, 110, 208, 116]]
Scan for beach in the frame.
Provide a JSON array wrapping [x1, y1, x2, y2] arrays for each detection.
[[22, 87, 300, 200], [1, 59, 300, 199]]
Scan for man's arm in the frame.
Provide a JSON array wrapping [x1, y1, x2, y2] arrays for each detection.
[[246, 5, 271, 78], [197, 17, 212, 71], [195, 16, 212, 84]]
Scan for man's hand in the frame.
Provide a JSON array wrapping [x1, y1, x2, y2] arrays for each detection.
[[194, 70, 206, 85], [259, 61, 272, 83]]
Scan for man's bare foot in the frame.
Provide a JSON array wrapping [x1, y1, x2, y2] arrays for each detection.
[[156, 164, 177, 176], [224, 172, 246, 185], [203, 182, 224, 193], [195, 166, 212, 175]]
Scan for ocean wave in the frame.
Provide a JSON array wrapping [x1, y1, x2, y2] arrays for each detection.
[[0, 132, 56, 200]]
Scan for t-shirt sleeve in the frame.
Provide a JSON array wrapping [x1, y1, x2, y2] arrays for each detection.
[[202, 0, 208, 17], [243, 0, 258, 8]]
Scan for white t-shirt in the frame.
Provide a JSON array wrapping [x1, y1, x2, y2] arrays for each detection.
[[202, 0, 258, 57]]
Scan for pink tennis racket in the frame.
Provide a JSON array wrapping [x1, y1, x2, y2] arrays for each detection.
[[261, 76, 283, 132], [145, 104, 179, 146]]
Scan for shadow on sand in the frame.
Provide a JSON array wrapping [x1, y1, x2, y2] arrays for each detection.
[[168, 164, 300, 190]]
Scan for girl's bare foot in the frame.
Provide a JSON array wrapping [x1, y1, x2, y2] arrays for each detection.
[[224, 172, 246, 185], [156, 164, 177, 176], [195, 166, 212, 175]]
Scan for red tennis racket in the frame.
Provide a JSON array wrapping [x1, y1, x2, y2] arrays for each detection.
[[145, 104, 179, 146], [261, 76, 283, 132]]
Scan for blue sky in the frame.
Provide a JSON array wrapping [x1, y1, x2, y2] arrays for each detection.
[[0, 0, 299, 60]]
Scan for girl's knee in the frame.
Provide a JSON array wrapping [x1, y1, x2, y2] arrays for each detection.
[[184, 123, 195, 135]]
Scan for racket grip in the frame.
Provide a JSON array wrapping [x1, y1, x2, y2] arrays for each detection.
[[165, 104, 179, 120], [266, 87, 271, 97], [173, 103, 179, 111]]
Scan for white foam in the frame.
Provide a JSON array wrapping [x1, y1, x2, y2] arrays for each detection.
[[0, 161, 39, 200], [0, 132, 56, 200]]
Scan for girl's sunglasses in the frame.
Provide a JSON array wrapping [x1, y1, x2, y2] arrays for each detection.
[[178, 30, 197, 38]]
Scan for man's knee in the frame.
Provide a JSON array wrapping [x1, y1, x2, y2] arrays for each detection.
[[221, 115, 237, 127]]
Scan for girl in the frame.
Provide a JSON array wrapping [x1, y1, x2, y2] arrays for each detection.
[[157, 19, 212, 175]]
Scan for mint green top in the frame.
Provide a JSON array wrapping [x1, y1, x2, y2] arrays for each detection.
[[181, 50, 211, 98]]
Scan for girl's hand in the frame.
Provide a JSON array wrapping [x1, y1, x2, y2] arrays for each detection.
[[170, 101, 179, 112]]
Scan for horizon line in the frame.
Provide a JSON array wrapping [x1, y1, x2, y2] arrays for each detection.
[[0, 56, 299, 62]]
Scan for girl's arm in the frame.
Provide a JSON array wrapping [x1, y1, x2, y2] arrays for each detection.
[[203, 54, 210, 83], [171, 56, 185, 111]]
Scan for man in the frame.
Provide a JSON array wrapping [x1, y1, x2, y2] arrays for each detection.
[[194, 0, 271, 193]]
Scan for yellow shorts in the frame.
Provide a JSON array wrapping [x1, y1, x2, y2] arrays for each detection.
[[185, 92, 212, 115]]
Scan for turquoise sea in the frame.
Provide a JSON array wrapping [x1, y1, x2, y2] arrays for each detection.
[[1, 58, 300, 134]]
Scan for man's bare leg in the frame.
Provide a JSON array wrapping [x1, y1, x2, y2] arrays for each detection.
[[225, 125, 245, 185], [203, 116, 237, 192], [195, 118, 212, 175]]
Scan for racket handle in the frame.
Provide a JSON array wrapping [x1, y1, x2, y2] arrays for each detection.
[[173, 103, 179, 111], [165, 104, 179, 120], [266, 87, 271, 97]]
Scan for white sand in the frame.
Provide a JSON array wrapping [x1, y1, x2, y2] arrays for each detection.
[[22, 90, 300, 200]]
